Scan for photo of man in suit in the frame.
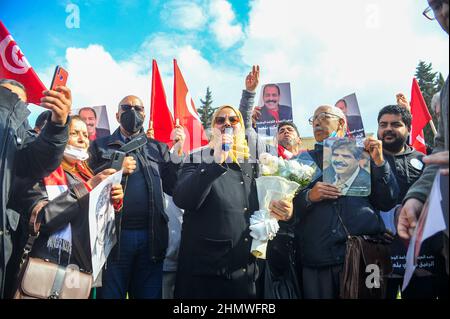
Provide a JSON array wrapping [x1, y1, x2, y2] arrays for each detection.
[[335, 98, 365, 138], [259, 84, 292, 123], [323, 138, 370, 196], [79, 106, 110, 141]]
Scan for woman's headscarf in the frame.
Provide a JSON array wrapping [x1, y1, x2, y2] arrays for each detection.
[[209, 105, 250, 163]]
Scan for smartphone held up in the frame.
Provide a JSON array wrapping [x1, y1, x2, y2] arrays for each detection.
[[50, 65, 68, 91]]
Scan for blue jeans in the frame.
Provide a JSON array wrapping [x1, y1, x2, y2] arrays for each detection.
[[99, 229, 163, 299]]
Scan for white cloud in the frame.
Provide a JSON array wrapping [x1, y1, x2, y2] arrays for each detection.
[[34, 38, 244, 133], [241, 0, 449, 136], [38, 44, 151, 132], [161, 1, 207, 30], [209, 0, 244, 48]]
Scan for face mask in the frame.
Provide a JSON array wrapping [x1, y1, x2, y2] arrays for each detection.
[[64, 144, 89, 161], [120, 109, 144, 134]]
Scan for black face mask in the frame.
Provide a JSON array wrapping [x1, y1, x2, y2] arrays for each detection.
[[120, 109, 144, 134]]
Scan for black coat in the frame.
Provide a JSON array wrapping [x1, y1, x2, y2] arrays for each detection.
[[88, 128, 181, 261], [15, 172, 92, 272], [0, 87, 68, 297], [173, 149, 261, 299], [294, 144, 399, 267]]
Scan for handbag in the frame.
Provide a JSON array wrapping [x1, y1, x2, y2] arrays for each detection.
[[337, 214, 392, 299], [13, 257, 93, 299], [13, 201, 93, 299]]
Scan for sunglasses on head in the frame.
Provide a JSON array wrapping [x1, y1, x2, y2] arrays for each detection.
[[215, 116, 240, 125], [120, 104, 145, 113]]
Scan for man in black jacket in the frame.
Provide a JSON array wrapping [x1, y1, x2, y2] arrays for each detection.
[[378, 105, 446, 298], [294, 104, 399, 299], [88, 95, 185, 299], [0, 79, 71, 298]]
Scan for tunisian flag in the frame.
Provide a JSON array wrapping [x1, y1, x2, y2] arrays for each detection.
[[150, 60, 174, 147], [173, 59, 208, 153], [410, 78, 432, 154], [0, 21, 46, 104]]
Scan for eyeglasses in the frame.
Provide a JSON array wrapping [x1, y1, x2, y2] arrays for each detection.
[[215, 116, 240, 125], [423, 0, 448, 20], [308, 112, 342, 125], [120, 104, 145, 113]]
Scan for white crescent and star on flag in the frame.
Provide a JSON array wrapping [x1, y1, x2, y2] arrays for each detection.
[[185, 91, 202, 123], [0, 34, 31, 75]]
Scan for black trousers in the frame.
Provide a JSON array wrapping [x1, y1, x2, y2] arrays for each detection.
[[301, 264, 342, 299]]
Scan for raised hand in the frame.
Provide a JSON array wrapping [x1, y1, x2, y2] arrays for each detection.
[[245, 65, 260, 92], [364, 136, 384, 167], [41, 85, 72, 125]]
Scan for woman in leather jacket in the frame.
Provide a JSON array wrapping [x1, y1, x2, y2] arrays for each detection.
[[16, 116, 123, 273]]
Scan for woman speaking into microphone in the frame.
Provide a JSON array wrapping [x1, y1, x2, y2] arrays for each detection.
[[173, 94, 293, 298]]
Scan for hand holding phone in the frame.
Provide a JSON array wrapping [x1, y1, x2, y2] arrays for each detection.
[[41, 66, 71, 124], [50, 66, 68, 91], [110, 151, 126, 171]]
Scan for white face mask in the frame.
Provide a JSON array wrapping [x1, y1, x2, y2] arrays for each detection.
[[64, 144, 89, 161]]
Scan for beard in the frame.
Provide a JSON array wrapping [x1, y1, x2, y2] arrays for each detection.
[[279, 137, 296, 149], [380, 132, 408, 153]]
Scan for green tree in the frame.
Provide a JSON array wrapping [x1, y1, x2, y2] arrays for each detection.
[[198, 87, 216, 129], [414, 61, 443, 147]]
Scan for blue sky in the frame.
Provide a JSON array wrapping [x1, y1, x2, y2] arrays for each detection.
[[0, 0, 448, 136]]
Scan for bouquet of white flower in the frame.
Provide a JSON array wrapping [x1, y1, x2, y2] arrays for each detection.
[[249, 152, 319, 259]]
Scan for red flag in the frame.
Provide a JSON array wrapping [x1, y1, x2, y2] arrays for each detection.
[[412, 132, 427, 154], [410, 78, 432, 154], [173, 59, 208, 153], [150, 59, 174, 147], [0, 21, 46, 104]]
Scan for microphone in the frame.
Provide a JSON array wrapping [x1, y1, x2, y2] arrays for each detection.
[[222, 127, 233, 151]]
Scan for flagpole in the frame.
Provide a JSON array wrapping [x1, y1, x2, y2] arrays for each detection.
[[429, 119, 438, 136]]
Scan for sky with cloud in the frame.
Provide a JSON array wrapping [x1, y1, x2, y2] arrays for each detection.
[[0, 0, 448, 137]]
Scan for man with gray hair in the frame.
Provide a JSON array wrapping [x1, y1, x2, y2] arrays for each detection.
[[293, 104, 398, 298]]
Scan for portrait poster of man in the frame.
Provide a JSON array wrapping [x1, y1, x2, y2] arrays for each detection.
[[72, 105, 111, 141], [335, 93, 365, 138], [256, 82, 293, 140], [88, 170, 123, 283], [323, 137, 370, 197]]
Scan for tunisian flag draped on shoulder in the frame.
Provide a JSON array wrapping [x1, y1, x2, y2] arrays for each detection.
[[0, 21, 46, 104], [173, 59, 208, 153], [410, 78, 432, 155], [150, 59, 174, 147]]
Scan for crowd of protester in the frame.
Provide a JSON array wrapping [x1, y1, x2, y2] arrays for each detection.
[[0, 0, 448, 299]]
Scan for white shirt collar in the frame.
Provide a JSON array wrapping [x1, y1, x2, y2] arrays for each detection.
[[334, 166, 361, 195]]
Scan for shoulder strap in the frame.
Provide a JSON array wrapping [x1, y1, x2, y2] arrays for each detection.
[[19, 200, 49, 268], [336, 204, 352, 239]]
